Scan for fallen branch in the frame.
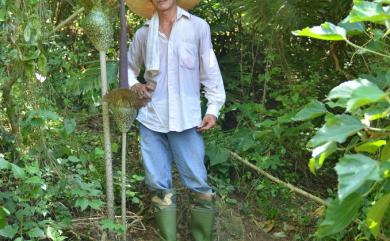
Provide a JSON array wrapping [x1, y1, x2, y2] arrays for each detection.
[[229, 151, 327, 206]]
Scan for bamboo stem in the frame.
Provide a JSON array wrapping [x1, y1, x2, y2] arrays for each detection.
[[121, 132, 127, 241], [229, 151, 327, 206], [99, 51, 115, 221], [52, 7, 85, 33]]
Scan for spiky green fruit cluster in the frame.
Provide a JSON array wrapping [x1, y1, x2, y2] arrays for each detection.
[[82, 7, 113, 52]]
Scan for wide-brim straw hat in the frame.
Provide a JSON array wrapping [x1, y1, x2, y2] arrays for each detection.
[[126, 0, 199, 19]]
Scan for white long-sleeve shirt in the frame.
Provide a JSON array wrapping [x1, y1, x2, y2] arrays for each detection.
[[127, 7, 226, 133]]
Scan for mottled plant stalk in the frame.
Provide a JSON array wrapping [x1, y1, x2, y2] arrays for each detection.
[[99, 51, 115, 222], [121, 132, 127, 241]]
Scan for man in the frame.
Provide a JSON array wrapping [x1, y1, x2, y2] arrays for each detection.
[[126, 0, 225, 240]]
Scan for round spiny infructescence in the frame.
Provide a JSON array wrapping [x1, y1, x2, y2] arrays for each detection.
[[81, 6, 113, 52], [104, 88, 143, 133], [111, 106, 137, 133]]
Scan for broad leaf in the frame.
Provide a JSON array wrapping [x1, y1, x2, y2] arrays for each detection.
[[355, 140, 386, 154], [27, 227, 45, 238], [338, 18, 365, 36], [346, 84, 385, 112], [206, 143, 230, 166], [335, 154, 382, 200], [366, 193, 390, 237], [309, 141, 337, 174], [11, 164, 25, 179], [380, 143, 390, 161], [0, 158, 11, 169], [327, 78, 378, 101], [292, 22, 347, 41], [309, 115, 365, 147], [364, 103, 389, 121], [0, 224, 18, 239], [292, 100, 327, 121], [64, 118, 76, 135], [316, 194, 363, 238], [347, 1, 390, 24]]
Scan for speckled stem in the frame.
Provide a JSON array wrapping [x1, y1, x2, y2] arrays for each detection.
[[121, 132, 127, 241], [100, 51, 115, 222]]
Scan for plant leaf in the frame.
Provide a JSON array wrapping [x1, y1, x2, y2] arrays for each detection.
[[292, 22, 347, 41], [355, 140, 386, 154], [292, 100, 327, 121], [27, 227, 45, 238], [346, 84, 385, 112], [0, 208, 10, 229], [309, 141, 337, 174], [327, 78, 378, 101], [206, 143, 230, 166], [338, 18, 365, 36], [335, 154, 382, 200], [309, 115, 365, 147], [366, 193, 390, 237], [0, 224, 18, 239], [347, 1, 390, 24], [316, 194, 363, 238]]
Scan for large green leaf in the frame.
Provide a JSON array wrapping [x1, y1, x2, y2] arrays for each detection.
[[309, 141, 337, 174], [292, 100, 327, 121], [206, 143, 230, 166], [335, 154, 382, 200], [366, 193, 390, 237], [346, 84, 385, 112], [309, 115, 365, 147], [292, 22, 347, 41], [27, 227, 45, 238], [327, 78, 378, 101], [347, 1, 390, 24], [316, 194, 363, 238], [0, 158, 11, 170], [338, 18, 365, 36], [380, 143, 390, 161], [0, 224, 18, 239], [355, 140, 386, 154]]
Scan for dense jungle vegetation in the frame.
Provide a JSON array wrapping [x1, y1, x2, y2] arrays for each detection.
[[0, 0, 389, 240]]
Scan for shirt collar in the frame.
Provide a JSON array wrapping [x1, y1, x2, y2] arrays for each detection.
[[144, 6, 190, 26]]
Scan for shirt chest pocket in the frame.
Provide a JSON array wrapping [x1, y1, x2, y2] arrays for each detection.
[[179, 42, 197, 70]]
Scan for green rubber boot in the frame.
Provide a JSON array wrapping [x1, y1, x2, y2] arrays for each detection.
[[156, 206, 177, 241], [190, 206, 215, 241]]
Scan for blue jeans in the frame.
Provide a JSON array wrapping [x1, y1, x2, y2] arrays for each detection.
[[139, 123, 212, 195]]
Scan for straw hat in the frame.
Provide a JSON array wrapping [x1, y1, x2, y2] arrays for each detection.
[[125, 0, 199, 18]]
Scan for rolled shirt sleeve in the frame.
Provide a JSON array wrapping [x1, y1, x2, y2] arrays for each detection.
[[199, 22, 226, 118], [127, 30, 144, 88]]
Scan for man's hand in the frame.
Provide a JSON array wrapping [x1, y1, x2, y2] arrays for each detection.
[[197, 114, 217, 132], [130, 83, 154, 107]]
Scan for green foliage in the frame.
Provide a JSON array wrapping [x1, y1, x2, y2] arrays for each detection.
[[293, 0, 390, 238]]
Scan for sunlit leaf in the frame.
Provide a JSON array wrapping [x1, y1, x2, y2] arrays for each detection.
[[347, 1, 390, 24], [346, 84, 385, 112], [292, 100, 327, 121], [355, 140, 386, 154], [335, 154, 382, 200], [380, 143, 390, 161], [316, 194, 363, 238], [28, 227, 45, 238], [366, 193, 390, 237], [292, 22, 347, 41], [309, 115, 365, 147], [309, 141, 337, 174], [327, 79, 377, 100]]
